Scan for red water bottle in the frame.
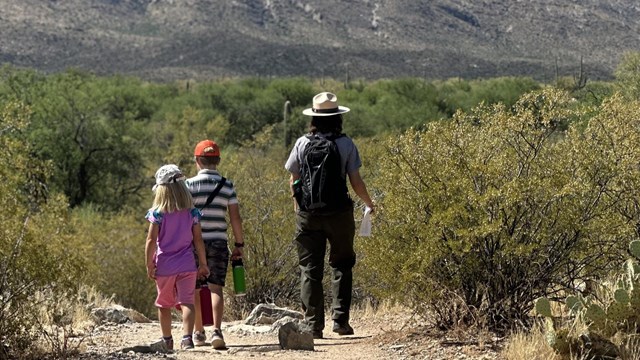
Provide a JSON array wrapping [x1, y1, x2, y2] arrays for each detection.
[[199, 285, 213, 326]]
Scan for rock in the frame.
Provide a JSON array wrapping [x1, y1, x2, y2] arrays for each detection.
[[271, 316, 303, 332], [278, 321, 314, 351], [244, 303, 303, 326], [124, 308, 151, 323], [225, 323, 273, 335], [91, 305, 151, 325]]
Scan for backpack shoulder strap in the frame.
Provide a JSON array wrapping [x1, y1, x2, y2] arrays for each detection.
[[199, 177, 226, 210]]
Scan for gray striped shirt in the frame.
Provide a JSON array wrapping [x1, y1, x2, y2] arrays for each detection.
[[186, 169, 238, 245]]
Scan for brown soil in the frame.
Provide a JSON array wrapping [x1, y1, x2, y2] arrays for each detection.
[[78, 307, 503, 360]]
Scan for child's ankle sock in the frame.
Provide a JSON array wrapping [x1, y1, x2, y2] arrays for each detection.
[[182, 334, 191, 340], [163, 336, 173, 342]]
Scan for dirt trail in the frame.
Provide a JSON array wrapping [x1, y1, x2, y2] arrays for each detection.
[[80, 308, 502, 360]]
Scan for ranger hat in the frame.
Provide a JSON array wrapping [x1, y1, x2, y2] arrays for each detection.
[[302, 92, 350, 116]]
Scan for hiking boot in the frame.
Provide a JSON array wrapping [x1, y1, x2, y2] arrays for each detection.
[[149, 337, 173, 353], [180, 337, 195, 350], [210, 328, 226, 349], [193, 330, 206, 346], [332, 321, 354, 336], [312, 329, 323, 339]]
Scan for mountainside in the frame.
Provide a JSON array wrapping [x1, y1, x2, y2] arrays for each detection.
[[2, 0, 639, 82]]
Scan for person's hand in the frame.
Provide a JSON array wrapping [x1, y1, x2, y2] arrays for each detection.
[[231, 246, 243, 261], [197, 264, 210, 279], [146, 264, 156, 280], [366, 202, 376, 215]]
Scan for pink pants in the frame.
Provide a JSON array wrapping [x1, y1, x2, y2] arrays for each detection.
[[155, 272, 197, 308]]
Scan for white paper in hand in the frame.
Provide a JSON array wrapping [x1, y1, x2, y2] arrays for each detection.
[[359, 206, 373, 237]]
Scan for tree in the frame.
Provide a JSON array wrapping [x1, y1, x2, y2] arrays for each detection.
[[2, 70, 155, 209]]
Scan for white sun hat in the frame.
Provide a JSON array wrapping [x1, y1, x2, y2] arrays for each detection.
[[152, 164, 185, 191], [302, 92, 350, 116]]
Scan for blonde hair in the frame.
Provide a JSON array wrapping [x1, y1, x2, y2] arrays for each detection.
[[152, 180, 194, 213]]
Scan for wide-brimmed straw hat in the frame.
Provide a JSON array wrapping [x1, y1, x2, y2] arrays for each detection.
[[302, 92, 350, 116]]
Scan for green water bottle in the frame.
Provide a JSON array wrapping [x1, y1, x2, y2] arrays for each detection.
[[292, 179, 303, 207], [232, 259, 246, 297]]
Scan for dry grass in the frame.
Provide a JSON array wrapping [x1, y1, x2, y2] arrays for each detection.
[[73, 285, 116, 328], [502, 325, 558, 360], [352, 299, 401, 320], [350, 299, 424, 332], [30, 285, 117, 357], [619, 335, 640, 360]]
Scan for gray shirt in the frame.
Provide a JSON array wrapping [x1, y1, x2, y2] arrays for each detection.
[[284, 133, 362, 178]]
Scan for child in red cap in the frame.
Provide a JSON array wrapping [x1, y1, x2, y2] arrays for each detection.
[[186, 140, 245, 349]]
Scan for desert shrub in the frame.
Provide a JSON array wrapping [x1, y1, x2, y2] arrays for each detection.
[[153, 106, 231, 173], [71, 206, 157, 317], [0, 101, 90, 359], [341, 78, 443, 136], [615, 51, 640, 100], [360, 89, 640, 332], [221, 126, 300, 318], [435, 76, 541, 116]]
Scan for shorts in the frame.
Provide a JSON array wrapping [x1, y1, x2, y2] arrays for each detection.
[[196, 241, 230, 287], [155, 271, 197, 308]]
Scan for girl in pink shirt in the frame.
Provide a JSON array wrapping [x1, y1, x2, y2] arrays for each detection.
[[145, 164, 209, 351]]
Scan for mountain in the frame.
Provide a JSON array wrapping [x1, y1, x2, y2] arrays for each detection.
[[1, 0, 639, 82]]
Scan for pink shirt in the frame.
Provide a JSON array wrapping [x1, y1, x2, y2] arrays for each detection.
[[146, 208, 201, 276]]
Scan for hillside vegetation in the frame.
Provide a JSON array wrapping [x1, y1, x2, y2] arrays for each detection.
[[2, 52, 640, 358], [2, 1, 640, 81]]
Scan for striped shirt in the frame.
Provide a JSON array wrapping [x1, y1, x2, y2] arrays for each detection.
[[186, 169, 238, 245]]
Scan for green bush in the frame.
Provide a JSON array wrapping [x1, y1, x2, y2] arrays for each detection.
[[360, 89, 640, 332]]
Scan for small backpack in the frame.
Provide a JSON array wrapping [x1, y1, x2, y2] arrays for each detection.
[[298, 133, 351, 212]]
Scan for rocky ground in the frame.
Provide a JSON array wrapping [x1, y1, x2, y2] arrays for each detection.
[[74, 306, 504, 360]]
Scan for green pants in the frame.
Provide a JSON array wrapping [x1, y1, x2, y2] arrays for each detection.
[[295, 206, 356, 331]]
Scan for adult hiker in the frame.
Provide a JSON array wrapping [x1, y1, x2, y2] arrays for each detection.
[[186, 139, 245, 349], [284, 92, 375, 339]]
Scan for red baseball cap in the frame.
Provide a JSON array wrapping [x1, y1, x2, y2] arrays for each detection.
[[194, 140, 220, 157]]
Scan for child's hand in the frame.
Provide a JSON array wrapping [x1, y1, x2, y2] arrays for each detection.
[[146, 265, 156, 280], [197, 264, 210, 279], [231, 246, 243, 261]]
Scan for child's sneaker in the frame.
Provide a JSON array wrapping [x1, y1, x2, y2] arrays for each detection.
[[193, 330, 206, 346], [180, 337, 195, 350], [149, 337, 173, 353], [210, 328, 226, 350]]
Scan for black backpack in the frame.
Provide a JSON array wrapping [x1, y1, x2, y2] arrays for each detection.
[[298, 133, 351, 213]]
